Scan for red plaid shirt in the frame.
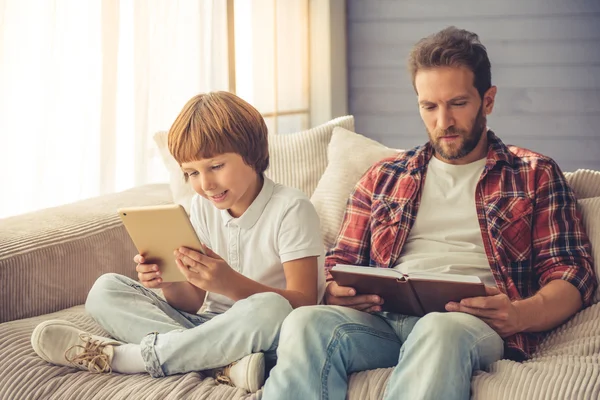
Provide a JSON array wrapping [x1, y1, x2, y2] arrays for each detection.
[[325, 131, 596, 361]]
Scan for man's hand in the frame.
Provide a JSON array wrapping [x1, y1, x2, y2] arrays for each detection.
[[445, 286, 523, 338], [174, 246, 238, 294], [325, 281, 384, 313]]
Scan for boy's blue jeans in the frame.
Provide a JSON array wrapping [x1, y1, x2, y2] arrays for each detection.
[[85, 273, 293, 377], [261, 305, 504, 400]]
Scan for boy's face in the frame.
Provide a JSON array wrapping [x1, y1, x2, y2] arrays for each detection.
[[181, 153, 261, 218], [415, 65, 496, 165]]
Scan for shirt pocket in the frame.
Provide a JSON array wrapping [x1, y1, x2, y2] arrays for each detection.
[[370, 199, 406, 267], [486, 197, 534, 263]]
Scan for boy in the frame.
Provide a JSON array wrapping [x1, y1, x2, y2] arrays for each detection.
[[31, 91, 325, 392]]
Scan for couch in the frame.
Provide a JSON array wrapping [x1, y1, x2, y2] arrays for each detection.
[[1, 117, 600, 400]]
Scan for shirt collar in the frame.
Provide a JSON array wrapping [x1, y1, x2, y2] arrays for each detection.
[[220, 176, 275, 229]]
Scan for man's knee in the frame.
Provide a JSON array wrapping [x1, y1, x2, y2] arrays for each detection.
[[412, 312, 477, 342], [279, 306, 337, 343]]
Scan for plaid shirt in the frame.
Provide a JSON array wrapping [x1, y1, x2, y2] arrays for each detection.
[[325, 131, 596, 360]]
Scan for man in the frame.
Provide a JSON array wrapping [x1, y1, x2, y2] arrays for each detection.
[[260, 27, 597, 400]]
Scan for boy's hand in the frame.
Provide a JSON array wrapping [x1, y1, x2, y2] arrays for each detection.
[[174, 245, 237, 294], [134, 254, 173, 289], [325, 281, 384, 313]]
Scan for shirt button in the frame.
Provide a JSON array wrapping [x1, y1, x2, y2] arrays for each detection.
[[506, 211, 513, 219]]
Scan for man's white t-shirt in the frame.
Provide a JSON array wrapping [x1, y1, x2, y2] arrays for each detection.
[[395, 156, 497, 287], [189, 176, 325, 313]]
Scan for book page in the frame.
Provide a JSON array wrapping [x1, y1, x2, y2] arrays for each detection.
[[332, 264, 405, 279], [407, 271, 481, 284]]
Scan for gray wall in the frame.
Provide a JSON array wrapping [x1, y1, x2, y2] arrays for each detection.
[[347, 0, 600, 172]]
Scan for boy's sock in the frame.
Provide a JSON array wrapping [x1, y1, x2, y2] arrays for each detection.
[[111, 343, 146, 374]]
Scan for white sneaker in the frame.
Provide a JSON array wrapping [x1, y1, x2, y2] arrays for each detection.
[[31, 319, 121, 373], [216, 353, 265, 393]]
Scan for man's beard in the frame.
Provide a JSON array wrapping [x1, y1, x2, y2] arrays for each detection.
[[428, 104, 487, 160]]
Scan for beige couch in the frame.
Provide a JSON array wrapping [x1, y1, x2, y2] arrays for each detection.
[[1, 120, 600, 399]]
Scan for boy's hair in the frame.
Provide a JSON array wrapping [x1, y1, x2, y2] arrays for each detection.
[[408, 26, 492, 99], [168, 91, 269, 179]]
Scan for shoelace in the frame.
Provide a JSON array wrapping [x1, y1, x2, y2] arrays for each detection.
[[215, 361, 237, 386], [64, 334, 112, 373]]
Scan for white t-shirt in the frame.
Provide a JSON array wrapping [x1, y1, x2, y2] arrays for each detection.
[[395, 156, 497, 287], [189, 177, 325, 313]]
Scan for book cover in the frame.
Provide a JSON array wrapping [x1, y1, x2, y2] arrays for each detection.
[[329, 265, 486, 317]]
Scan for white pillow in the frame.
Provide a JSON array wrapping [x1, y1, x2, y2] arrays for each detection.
[[265, 115, 355, 197], [577, 197, 600, 304], [310, 127, 401, 249], [153, 115, 355, 212]]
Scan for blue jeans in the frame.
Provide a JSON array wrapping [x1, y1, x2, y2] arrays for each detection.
[[85, 273, 293, 377], [261, 305, 504, 400]]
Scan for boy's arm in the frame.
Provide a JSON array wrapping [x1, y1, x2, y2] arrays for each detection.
[[176, 196, 323, 309], [228, 196, 323, 308], [224, 256, 319, 308]]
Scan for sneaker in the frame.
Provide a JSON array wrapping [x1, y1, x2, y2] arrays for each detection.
[[31, 319, 121, 373], [216, 352, 265, 392]]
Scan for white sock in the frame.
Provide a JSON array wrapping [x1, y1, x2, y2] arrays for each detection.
[[111, 343, 146, 374]]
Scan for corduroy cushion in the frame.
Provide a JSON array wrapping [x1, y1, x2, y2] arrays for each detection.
[[565, 169, 600, 200], [578, 197, 600, 303], [265, 115, 355, 197], [0, 306, 251, 400], [0, 184, 173, 324]]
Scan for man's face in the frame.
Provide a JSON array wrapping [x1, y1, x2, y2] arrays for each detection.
[[415, 66, 495, 164]]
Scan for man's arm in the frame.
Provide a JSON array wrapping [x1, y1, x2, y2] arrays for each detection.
[[324, 165, 386, 312], [514, 280, 582, 332], [325, 166, 377, 277], [447, 281, 581, 338], [447, 160, 596, 337], [532, 160, 596, 306]]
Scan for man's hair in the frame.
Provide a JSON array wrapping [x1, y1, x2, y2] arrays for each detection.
[[408, 26, 492, 98], [168, 91, 269, 178]]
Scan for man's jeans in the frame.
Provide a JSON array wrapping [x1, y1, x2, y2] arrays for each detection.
[[85, 273, 293, 377], [261, 305, 504, 400]]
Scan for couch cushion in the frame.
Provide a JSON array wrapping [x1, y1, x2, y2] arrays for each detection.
[[0, 306, 250, 400], [265, 115, 355, 197], [578, 197, 600, 304], [154, 116, 355, 213], [0, 184, 173, 323], [310, 127, 400, 249], [565, 169, 600, 200], [470, 301, 600, 399]]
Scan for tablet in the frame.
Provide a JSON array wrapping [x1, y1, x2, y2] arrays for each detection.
[[117, 204, 205, 282]]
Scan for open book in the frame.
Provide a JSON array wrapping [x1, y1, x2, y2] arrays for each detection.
[[330, 264, 486, 317]]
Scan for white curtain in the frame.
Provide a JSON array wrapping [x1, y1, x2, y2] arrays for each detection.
[[0, 0, 229, 218], [234, 0, 309, 135]]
